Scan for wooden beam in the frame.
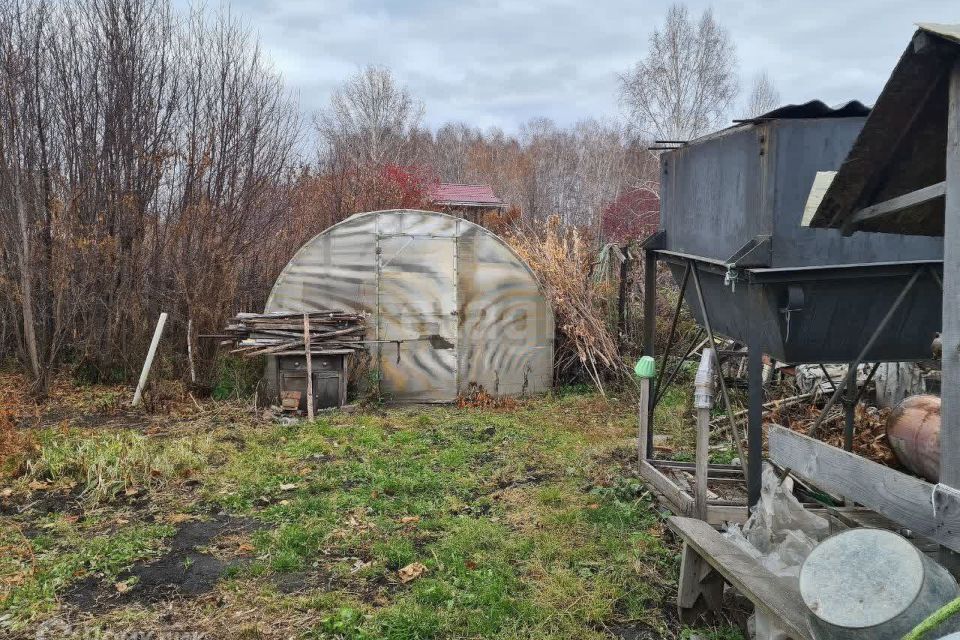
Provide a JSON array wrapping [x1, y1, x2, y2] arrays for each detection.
[[848, 181, 946, 225], [941, 61, 960, 488], [640, 460, 694, 515], [769, 426, 960, 551], [668, 516, 814, 639]]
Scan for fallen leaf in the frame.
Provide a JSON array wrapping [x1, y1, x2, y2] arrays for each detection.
[[399, 516, 420, 525], [465, 560, 478, 570], [397, 562, 427, 583], [279, 483, 298, 491], [0, 488, 13, 498], [586, 503, 600, 510], [236, 543, 255, 555], [124, 487, 139, 497], [114, 581, 130, 593], [28, 480, 49, 491]]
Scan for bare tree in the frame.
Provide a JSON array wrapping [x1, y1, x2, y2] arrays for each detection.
[[746, 70, 780, 117], [619, 3, 738, 140], [317, 65, 424, 166]]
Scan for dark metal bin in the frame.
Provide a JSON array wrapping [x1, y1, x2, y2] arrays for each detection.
[[644, 106, 945, 507]]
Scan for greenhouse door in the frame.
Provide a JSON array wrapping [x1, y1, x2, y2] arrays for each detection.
[[376, 235, 458, 402]]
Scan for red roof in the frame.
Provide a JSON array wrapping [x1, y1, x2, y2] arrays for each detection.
[[431, 183, 504, 207]]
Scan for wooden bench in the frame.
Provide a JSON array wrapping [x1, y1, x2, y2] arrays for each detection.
[[667, 516, 816, 639]]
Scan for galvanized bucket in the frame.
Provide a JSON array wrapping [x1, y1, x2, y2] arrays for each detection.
[[799, 528, 958, 639]]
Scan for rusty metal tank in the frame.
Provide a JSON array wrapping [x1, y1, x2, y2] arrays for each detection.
[[886, 394, 941, 482]]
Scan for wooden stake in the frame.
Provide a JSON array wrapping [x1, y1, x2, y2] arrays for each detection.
[[638, 377, 651, 462], [133, 312, 168, 407], [695, 406, 710, 521], [303, 313, 314, 421], [187, 318, 196, 384]]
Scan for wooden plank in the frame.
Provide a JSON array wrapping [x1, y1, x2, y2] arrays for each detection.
[[132, 313, 168, 407], [769, 426, 960, 551], [942, 61, 960, 488], [640, 460, 694, 515], [668, 516, 813, 639], [848, 181, 946, 225], [677, 543, 723, 623], [705, 505, 748, 526]]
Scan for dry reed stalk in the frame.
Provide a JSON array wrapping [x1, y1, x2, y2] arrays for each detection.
[[507, 216, 629, 395]]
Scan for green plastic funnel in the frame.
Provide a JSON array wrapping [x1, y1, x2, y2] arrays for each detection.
[[634, 356, 656, 379]]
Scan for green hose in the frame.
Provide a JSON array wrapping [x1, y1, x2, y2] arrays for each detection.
[[904, 595, 960, 640]]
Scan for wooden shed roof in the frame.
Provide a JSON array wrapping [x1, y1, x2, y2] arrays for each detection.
[[808, 23, 960, 237]]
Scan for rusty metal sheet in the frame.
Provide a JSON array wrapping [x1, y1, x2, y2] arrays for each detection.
[[266, 210, 554, 402]]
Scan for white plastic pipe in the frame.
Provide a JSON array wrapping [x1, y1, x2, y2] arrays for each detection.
[[132, 312, 168, 407]]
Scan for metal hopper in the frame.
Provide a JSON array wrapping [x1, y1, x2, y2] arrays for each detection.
[[641, 103, 944, 506]]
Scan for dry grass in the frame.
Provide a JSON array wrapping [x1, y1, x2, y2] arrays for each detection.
[[508, 216, 630, 395]]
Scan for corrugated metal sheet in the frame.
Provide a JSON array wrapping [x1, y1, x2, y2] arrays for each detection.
[[751, 99, 870, 121], [808, 24, 960, 236], [266, 210, 554, 402]]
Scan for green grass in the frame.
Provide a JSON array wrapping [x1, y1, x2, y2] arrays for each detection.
[[21, 428, 222, 505], [0, 391, 743, 639]]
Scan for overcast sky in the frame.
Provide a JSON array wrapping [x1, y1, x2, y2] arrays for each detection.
[[192, 0, 959, 133]]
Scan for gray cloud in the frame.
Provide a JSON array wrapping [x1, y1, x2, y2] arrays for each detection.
[[184, 0, 959, 132]]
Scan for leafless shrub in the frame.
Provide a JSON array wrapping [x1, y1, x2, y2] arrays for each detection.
[[0, 0, 299, 394]]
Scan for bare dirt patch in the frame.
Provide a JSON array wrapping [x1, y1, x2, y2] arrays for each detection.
[[66, 514, 257, 611]]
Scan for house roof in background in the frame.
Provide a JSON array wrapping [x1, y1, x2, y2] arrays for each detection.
[[807, 23, 960, 236], [432, 183, 504, 207]]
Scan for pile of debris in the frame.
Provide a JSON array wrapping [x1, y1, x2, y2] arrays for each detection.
[[223, 311, 367, 357]]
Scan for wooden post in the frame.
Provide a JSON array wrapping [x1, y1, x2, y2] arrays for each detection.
[[942, 61, 960, 488], [187, 318, 196, 384], [694, 405, 710, 521], [132, 312, 168, 407], [642, 249, 658, 454], [303, 314, 314, 421], [638, 377, 651, 462], [617, 246, 631, 342]]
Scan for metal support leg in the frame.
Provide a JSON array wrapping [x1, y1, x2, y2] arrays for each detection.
[[748, 335, 764, 508], [844, 367, 857, 452], [642, 249, 658, 457], [654, 264, 691, 397], [690, 262, 748, 477]]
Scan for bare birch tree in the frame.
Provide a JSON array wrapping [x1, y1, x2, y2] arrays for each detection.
[[746, 70, 780, 117], [619, 3, 738, 140], [317, 65, 424, 166]]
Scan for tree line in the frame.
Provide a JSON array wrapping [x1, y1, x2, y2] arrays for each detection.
[[0, 0, 776, 394]]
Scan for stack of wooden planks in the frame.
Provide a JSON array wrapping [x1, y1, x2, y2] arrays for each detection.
[[223, 311, 367, 358]]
